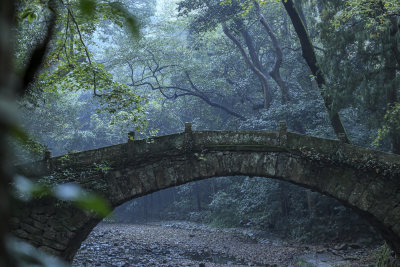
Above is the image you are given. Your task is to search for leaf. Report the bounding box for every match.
[13,175,51,201]
[79,0,97,18]
[27,13,37,23]
[7,236,69,267]
[19,8,37,23]
[109,2,140,38]
[54,183,111,217]
[14,178,111,217]
[13,175,35,197]
[10,125,29,143]
[125,16,140,37]
[74,194,112,217]
[53,183,83,201]
[0,98,19,128]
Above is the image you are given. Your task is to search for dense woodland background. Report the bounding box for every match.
[1,0,400,265]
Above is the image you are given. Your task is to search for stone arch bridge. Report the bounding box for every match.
[11,123,400,261]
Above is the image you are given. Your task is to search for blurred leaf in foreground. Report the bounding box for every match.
[109,2,140,38]
[79,0,97,18]
[13,176,111,217]
[7,236,69,267]
[54,183,112,217]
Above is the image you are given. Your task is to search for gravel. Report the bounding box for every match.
[72,222,377,267]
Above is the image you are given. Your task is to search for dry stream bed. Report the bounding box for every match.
[72,222,378,266]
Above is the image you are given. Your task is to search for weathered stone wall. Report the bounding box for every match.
[11,126,400,261]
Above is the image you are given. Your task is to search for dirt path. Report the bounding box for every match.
[72,222,377,266]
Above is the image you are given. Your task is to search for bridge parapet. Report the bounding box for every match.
[15,143,127,178]
[15,128,400,180]
[127,133,185,159]
[286,132,400,178]
[192,131,280,148]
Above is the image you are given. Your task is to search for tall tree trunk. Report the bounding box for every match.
[254,2,290,103]
[0,0,15,265]
[281,0,351,143]
[294,0,308,30]
[385,17,400,154]
[239,25,273,108]
[222,22,272,109]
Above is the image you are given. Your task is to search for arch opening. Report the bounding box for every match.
[72,176,383,266]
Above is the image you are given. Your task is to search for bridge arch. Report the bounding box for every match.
[12,126,400,261]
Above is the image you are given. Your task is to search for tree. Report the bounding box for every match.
[281,0,351,143]
[178,0,294,109]
[16,0,149,135]
[316,0,400,151]
[102,8,254,122]
[0,0,143,264]
[254,1,290,103]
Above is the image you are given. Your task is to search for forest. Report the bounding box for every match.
[1,0,400,266]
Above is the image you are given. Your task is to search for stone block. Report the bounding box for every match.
[20,222,42,235]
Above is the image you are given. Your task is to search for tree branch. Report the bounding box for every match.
[222,22,272,108]
[254,1,290,103]
[126,57,246,120]
[21,0,57,95]
[67,7,101,96]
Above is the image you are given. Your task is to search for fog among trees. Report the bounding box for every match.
[1,0,400,266]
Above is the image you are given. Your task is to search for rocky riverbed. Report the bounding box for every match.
[72,221,378,266]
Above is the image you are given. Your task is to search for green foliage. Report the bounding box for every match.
[317,0,400,150]
[17,0,48,24]
[374,243,399,267]
[19,8,37,23]
[18,89,148,156]
[220,0,282,16]
[178,0,244,32]
[59,153,71,164]
[93,161,112,173]
[17,138,46,160]
[374,104,400,146]
[294,259,314,267]
[18,0,140,36]
[334,0,400,32]
[6,0,155,265]
[16,0,146,136]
